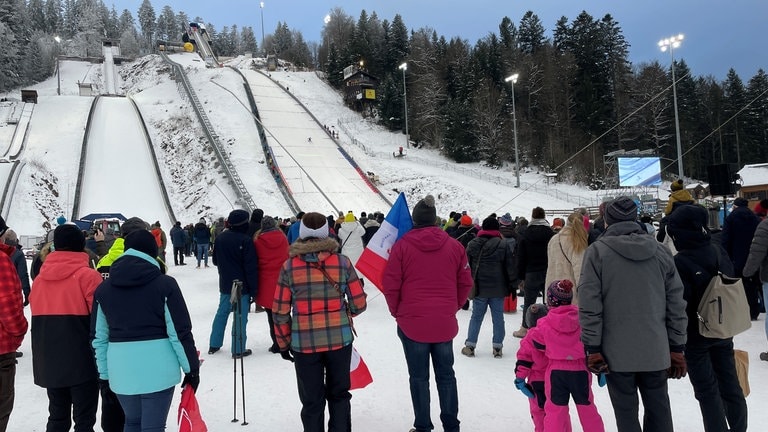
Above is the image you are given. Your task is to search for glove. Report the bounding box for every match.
[514,378,534,399]
[667,352,687,379]
[280,350,295,363]
[98,379,120,405]
[598,373,607,387]
[23,294,29,307]
[587,352,609,375]
[181,372,200,392]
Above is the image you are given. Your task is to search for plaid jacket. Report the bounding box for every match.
[0,243,27,355]
[273,237,367,353]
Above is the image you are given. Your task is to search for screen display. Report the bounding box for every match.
[618,157,661,187]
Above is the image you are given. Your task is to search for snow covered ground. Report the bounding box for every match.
[3,54,768,431]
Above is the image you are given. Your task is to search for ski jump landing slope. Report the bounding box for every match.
[77,97,171,227]
[243,70,390,215]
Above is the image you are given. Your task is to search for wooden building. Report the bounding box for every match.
[343,67,378,116]
[737,163,768,201]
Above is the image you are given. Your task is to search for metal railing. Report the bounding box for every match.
[161,52,256,213]
[227,66,301,215]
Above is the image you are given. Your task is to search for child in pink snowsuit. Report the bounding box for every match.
[516,304,570,432]
[532,279,605,432]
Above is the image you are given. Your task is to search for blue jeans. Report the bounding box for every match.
[117,387,174,432]
[685,337,747,432]
[465,297,505,348]
[397,327,460,432]
[209,293,250,354]
[763,282,768,342]
[196,243,209,266]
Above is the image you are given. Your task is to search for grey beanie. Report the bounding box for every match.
[412,195,437,226]
[604,196,638,226]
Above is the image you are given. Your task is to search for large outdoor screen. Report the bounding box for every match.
[618,157,662,187]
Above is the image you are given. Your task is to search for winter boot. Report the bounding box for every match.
[512,327,528,338]
[493,348,503,359]
[461,345,475,357]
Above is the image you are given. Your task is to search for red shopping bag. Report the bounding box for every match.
[503,293,518,313]
[350,346,373,390]
[178,386,208,432]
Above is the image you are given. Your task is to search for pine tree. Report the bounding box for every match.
[137,0,155,52]
[743,69,768,163]
[240,26,258,56]
[44,0,62,34]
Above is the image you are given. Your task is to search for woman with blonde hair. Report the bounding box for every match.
[545,212,588,303]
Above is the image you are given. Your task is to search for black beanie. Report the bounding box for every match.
[481,215,500,231]
[228,209,250,232]
[412,195,437,226]
[121,217,149,237]
[124,230,159,257]
[604,196,638,226]
[250,208,264,225]
[53,224,86,251]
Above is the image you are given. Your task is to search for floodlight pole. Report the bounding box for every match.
[54,36,61,95]
[260,2,265,58]
[505,73,520,187]
[399,62,409,149]
[659,34,684,179]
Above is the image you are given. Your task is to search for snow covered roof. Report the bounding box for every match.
[737,163,768,187]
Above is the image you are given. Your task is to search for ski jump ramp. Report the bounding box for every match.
[243,70,390,216]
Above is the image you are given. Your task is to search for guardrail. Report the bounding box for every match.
[71,96,100,219]
[226,66,301,215]
[128,97,177,223]
[160,52,256,213]
[257,69,393,208]
[0,160,23,218]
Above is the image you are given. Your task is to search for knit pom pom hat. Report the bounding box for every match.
[412,195,437,227]
[670,179,684,191]
[547,279,574,307]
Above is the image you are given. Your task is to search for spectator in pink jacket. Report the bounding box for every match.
[531,279,605,432]
[515,304,559,432]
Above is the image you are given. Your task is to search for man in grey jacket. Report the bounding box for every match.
[578,196,687,432]
[743,217,768,361]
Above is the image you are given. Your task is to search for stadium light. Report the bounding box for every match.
[658,34,684,179]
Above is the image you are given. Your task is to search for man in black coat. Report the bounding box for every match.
[722,197,762,319]
[208,209,259,358]
[513,207,554,338]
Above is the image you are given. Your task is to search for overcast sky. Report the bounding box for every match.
[113,0,766,80]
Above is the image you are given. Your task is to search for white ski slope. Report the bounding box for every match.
[78,96,171,228]
[242,69,390,216]
[102,46,120,96]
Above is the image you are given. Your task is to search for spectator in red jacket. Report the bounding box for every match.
[382,195,473,432]
[0,217,28,431]
[30,224,103,432]
[253,216,290,359]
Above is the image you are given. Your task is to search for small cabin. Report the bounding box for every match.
[343,69,378,116]
[20,89,38,104]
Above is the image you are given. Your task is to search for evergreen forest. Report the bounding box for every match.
[2,0,766,185]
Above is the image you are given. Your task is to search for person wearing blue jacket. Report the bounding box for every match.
[193,218,211,268]
[92,230,200,432]
[208,209,259,358]
[169,221,188,266]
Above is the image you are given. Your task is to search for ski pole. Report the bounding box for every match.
[230,279,241,423]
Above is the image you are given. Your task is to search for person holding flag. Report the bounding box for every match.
[381,194,473,432]
[355,193,413,289]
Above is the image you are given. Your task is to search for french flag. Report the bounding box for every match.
[349,346,373,390]
[355,192,412,289]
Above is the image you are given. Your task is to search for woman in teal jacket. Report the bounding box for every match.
[92,230,199,432]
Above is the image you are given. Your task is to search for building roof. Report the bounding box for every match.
[737,163,768,187]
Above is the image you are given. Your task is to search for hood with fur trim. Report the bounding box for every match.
[288,237,340,258]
